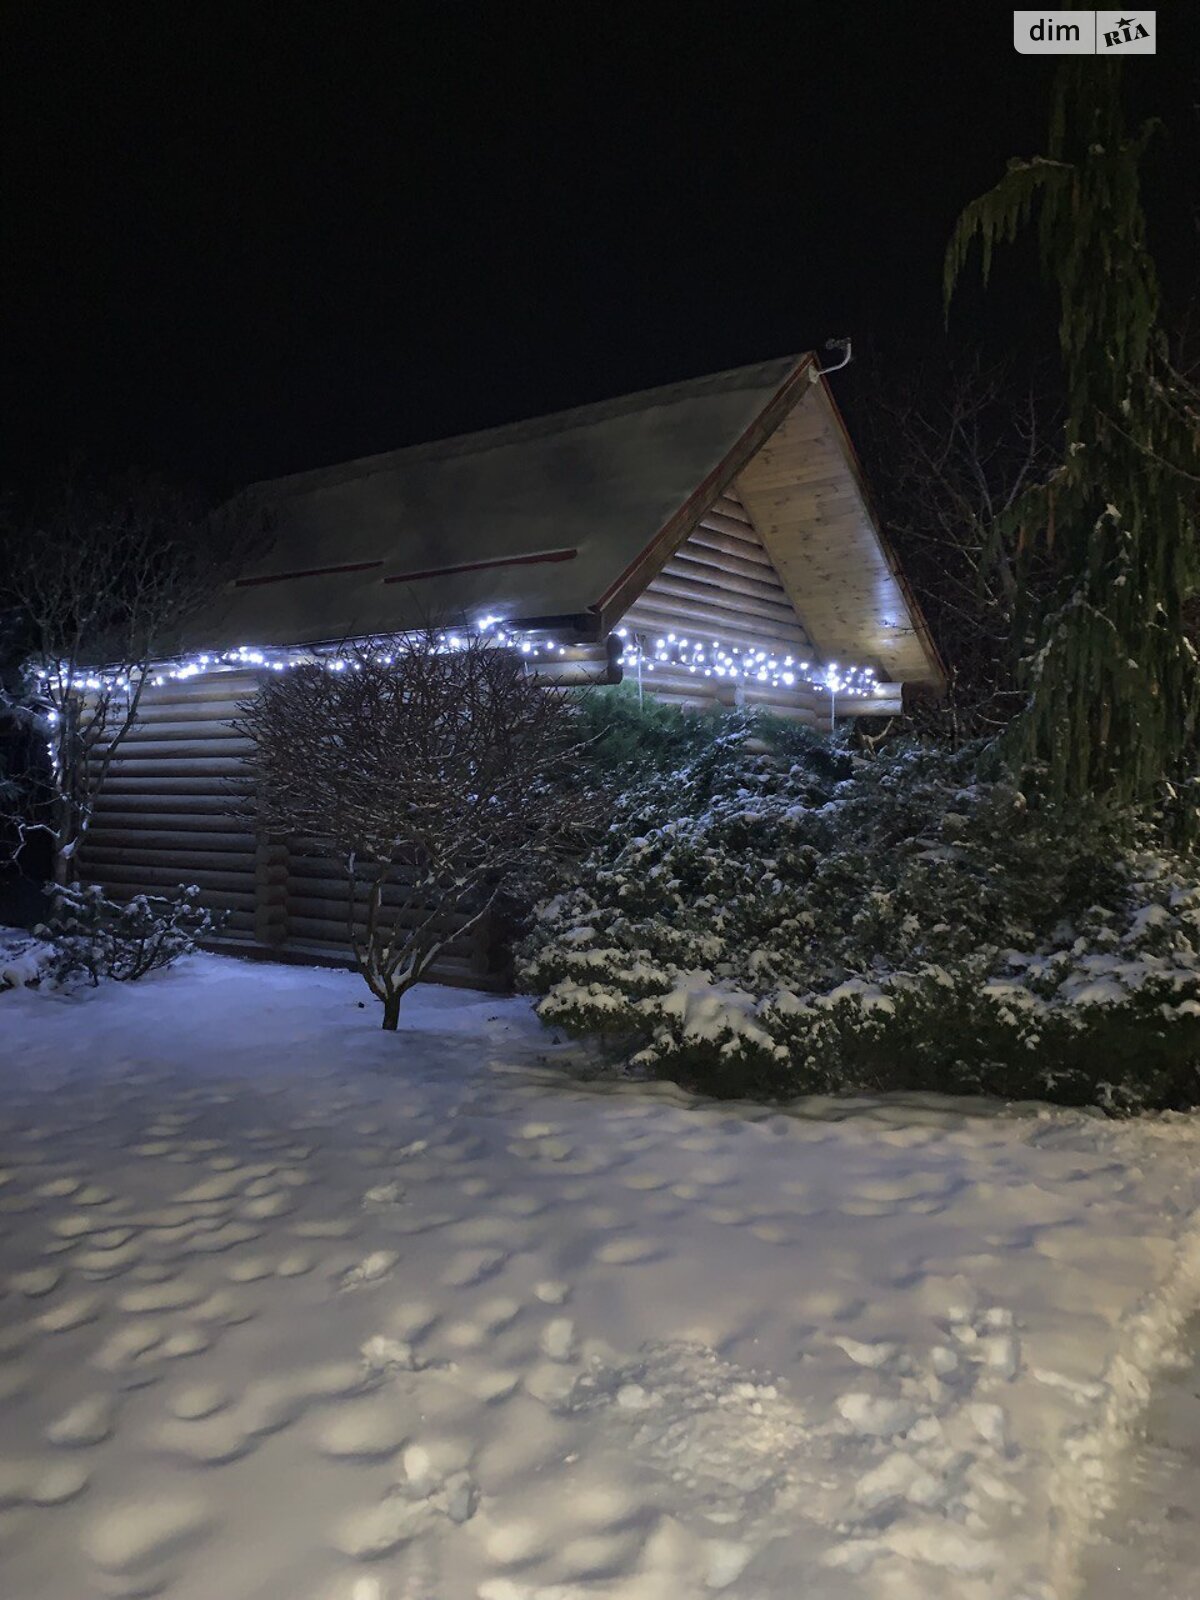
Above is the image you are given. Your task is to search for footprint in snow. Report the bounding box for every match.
[117,1278,207,1314]
[440,1249,507,1288]
[0,1453,90,1508]
[591,1237,664,1266]
[153,1360,369,1466]
[317,1400,409,1461]
[46,1393,118,1447]
[83,1496,213,1592]
[340,1251,399,1291]
[534,1281,571,1305]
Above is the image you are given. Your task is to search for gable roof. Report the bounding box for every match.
[193,355,943,685]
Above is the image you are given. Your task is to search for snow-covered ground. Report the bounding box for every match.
[1,954,1199,1600]
[1079,1316,1200,1599]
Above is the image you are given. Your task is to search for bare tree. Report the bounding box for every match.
[856,355,1063,742]
[237,632,595,1029]
[0,471,268,883]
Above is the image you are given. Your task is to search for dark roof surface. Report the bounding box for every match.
[196,355,804,648]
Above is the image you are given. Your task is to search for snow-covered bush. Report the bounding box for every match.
[239,633,595,1030]
[571,682,741,782]
[36,883,217,987]
[518,716,1200,1110]
[0,927,54,990]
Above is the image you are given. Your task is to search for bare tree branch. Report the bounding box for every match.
[854,354,1063,742]
[0,470,269,882]
[236,631,600,1028]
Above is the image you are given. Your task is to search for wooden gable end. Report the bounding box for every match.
[599,372,941,708]
[736,383,943,687]
[616,487,824,722]
[621,487,812,660]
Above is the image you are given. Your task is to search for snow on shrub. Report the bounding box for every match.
[0,928,55,990]
[518,718,1200,1110]
[35,882,219,987]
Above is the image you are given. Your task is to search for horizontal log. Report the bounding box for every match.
[698,509,762,541]
[127,701,249,727]
[638,655,820,694]
[286,902,480,934]
[284,862,442,900]
[683,526,775,573]
[100,779,249,800]
[738,687,821,721]
[626,597,808,648]
[88,878,257,912]
[666,547,791,601]
[255,937,505,990]
[83,856,255,890]
[835,688,903,718]
[711,493,753,525]
[94,756,249,779]
[92,737,256,763]
[281,879,492,932]
[205,933,356,967]
[84,827,258,854]
[113,720,246,743]
[125,694,254,722]
[527,661,620,688]
[282,878,465,914]
[517,642,612,664]
[82,838,259,876]
[137,670,265,704]
[285,912,480,952]
[661,557,790,611]
[89,806,253,832]
[623,600,810,659]
[642,570,802,629]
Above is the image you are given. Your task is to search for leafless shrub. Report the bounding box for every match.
[0,471,268,882]
[852,355,1063,743]
[237,632,597,1029]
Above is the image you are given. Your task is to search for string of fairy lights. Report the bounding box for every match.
[32,615,890,713]
[611,626,883,700]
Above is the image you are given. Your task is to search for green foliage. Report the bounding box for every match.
[945,63,1200,827]
[519,726,1200,1111]
[572,684,738,779]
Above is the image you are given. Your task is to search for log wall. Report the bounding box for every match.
[620,488,824,724]
[79,668,510,990]
[78,553,888,986]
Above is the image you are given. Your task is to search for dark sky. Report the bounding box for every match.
[4,2,1198,498]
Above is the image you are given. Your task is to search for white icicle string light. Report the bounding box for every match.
[38,614,887,705]
[610,627,885,699]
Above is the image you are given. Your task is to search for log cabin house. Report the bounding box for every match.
[82,354,943,986]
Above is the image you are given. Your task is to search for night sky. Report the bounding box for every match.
[4,2,1198,500]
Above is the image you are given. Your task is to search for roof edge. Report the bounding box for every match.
[809,373,948,689]
[593,353,816,631]
[245,354,806,503]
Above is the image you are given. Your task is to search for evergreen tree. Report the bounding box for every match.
[945,62,1200,826]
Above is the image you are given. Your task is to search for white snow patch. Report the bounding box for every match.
[0,953,1196,1600]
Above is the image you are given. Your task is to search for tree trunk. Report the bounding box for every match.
[53,819,77,885]
[381,992,401,1031]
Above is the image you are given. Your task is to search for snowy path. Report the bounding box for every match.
[1,955,1199,1600]
[1079,1316,1200,1599]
